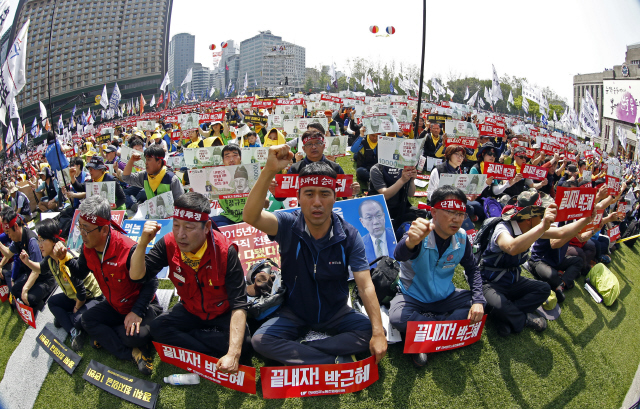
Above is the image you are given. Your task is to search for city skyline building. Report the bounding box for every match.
[168,32,194,92]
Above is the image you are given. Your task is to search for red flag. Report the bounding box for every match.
[140,94,145,115]
[158,93,164,106]
[166,92,171,109]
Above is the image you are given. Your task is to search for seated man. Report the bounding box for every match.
[389,185,485,367]
[122,144,184,203]
[478,190,555,337]
[130,192,250,372]
[351,132,379,187]
[8,184,32,222]
[243,146,387,365]
[61,196,161,375]
[1,209,55,310]
[64,156,127,210]
[30,168,60,213]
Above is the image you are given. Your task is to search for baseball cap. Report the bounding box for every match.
[86,156,107,170]
[104,145,117,153]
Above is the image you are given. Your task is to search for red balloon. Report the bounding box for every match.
[221,42,228,49]
[369,25,379,34]
[209,44,216,50]
[386,26,395,35]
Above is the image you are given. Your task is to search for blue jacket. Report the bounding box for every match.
[362,228,396,266]
[398,229,467,304]
[45,140,69,172]
[273,210,362,324]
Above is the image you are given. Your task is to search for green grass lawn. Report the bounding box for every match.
[7,155,639,408]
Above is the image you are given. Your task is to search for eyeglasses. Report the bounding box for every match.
[441,209,467,220]
[304,142,324,148]
[79,224,102,235]
[363,214,384,223]
[452,152,465,159]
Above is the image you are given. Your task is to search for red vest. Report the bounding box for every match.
[83,229,142,315]
[165,229,234,320]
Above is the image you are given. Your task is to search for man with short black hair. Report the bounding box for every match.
[130,192,250,372]
[244,145,387,365]
[122,144,184,202]
[389,185,485,367]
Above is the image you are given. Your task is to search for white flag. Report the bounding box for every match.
[9,97,19,119]
[243,72,248,91]
[491,64,503,101]
[464,86,469,100]
[522,97,529,113]
[39,100,47,121]
[0,20,29,125]
[478,97,485,108]
[553,110,558,122]
[100,84,109,109]
[508,90,514,105]
[209,86,215,97]
[618,127,627,150]
[0,0,11,36]
[181,68,192,86]
[484,87,491,105]
[467,90,478,106]
[446,88,454,99]
[160,72,171,92]
[5,121,13,146]
[150,95,156,107]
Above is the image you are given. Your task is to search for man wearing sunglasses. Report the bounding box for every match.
[388,185,486,367]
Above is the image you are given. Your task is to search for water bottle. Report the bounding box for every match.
[163,374,200,385]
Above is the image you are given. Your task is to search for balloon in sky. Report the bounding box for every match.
[369,25,379,34]
[221,42,228,49]
[386,26,395,35]
[209,44,216,50]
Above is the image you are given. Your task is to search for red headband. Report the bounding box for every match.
[173,207,209,222]
[79,213,126,234]
[5,215,18,229]
[299,175,337,190]
[302,133,325,145]
[418,199,467,212]
[54,229,66,243]
[501,205,524,215]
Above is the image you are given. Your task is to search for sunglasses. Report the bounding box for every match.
[484,151,496,157]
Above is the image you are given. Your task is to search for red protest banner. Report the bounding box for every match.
[618,202,628,214]
[252,100,274,109]
[0,284,8,302]
[540,143,563,156]
[484,163,517,181]
[466,229,477,244]
[520,164,548,181]
[580,209,604,233]
[609,225,621,242]
[403,316,487,354]
[275,175,353,198]
[260,356,378,399]
[276,98,304,106]
[199,112,226,124]
[444,137,478,150]
[523,147,536,159]
[584,150,594,159]
[16,300,36,328]
[566,152,577,162]
[320,94,343,104]
[606,175,621,196]
[219,223,280,276]
[153,342,256,394]
[554,186,597,222]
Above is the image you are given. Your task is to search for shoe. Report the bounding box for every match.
[132,347,153,376]
[496,321,512,337]
[53,317,62,329]
[130,203,139,213]
[70,328,84,352]
[525,313,547,332]
[335,354,357,364]
[92,340,102,349]
[598,255,611,264]
[412,353,428,367]
[555,285,566,303]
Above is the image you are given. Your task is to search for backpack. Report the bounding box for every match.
[245,259,287,321]
[482,197,503,218]
[586,263,620,306]
[354,256,400,308]
[620,219,640,247]
[472,217,504,263]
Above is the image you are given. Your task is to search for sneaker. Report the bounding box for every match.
[70,328,84,351]
[53,317,62,329]
[496,321,511,337]
[412,353,428,367]
[130,203,139,213]
[554,285,566,303]
[132,347,153,376]
[525,313,547,332]
[598,255,612,264]
[335,354,357,364]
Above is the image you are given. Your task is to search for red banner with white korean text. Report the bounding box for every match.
[153,342,256,394]
[606,175,620,196]
[554,186,597,222]
[540,143,563,156]
[16,300,36,328]
[609,225,621,242]
[274,174,353,198]
[320,94,343,104]
[403,316,487,354]
[252,100,274,109]
[580,209,604,234]
[0,284,8,302]
[523,147,536,159]
[199,112,226,124]
[520,164,548,181]
[444,137,478,150]
[260,356,378,399]
[218,223,280,276]
[276,98,304,106]
[484,163,517,181]
[566,152,577,162]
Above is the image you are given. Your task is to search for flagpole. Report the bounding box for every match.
[413,0,426,137]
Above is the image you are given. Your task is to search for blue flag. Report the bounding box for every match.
[31,117,37,136]
[229,83,235,94]
[541,115,548,126]
[71,104,77,118]
[390,81,395,93]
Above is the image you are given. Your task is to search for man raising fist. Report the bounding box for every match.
[389,185,486,368]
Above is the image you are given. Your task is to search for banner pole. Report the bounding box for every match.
[413,0,426,137]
